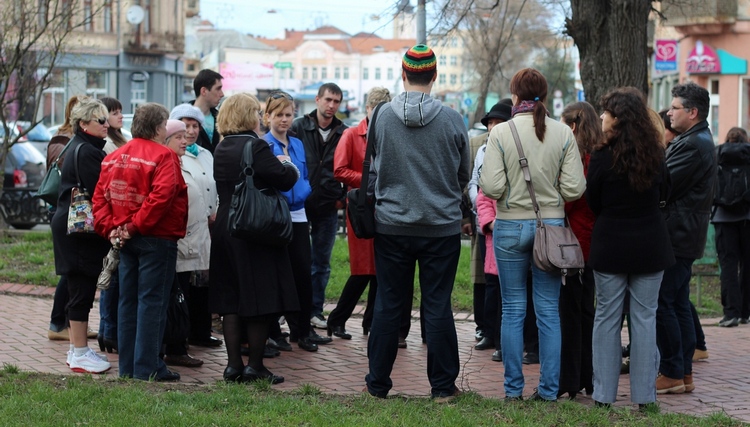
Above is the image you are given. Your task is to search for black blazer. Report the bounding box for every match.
[586,145,675,274]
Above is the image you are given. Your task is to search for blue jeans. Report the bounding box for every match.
[117,235,177,380]
[366,233,460,398]
[98,269,119,341]
[592,270,662,404]
[656,257,695,379]
[310,210,339,318]
[494,218,563,400]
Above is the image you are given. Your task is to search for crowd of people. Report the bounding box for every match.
[43,43,743,406]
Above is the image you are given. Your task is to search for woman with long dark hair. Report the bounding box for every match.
[479,68,586,401]
[587,87,674,407]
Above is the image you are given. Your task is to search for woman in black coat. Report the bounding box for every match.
[51,96,112,374]
[587,87,675,407]
[209,93,300,384]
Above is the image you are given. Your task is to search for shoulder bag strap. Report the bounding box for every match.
[358,102,386,204]
[240,137,257,190]
[73,143,85,191]
[53,138,75,167]
[508,120,543,225]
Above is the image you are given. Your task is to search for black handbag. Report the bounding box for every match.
[164,284,190,345]
[346,102,385,239]
[227,137,293,247]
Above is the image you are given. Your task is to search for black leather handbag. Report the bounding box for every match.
[227,137,293,247]
[346,102,385,239]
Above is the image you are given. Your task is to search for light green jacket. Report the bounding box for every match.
[479,113,585,220]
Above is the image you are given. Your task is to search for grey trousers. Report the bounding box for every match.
[592,271,662,404]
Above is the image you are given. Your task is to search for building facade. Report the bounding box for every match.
[654,0,750,143]
[39,0,187,125]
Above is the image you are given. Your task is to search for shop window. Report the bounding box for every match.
[343,67,349,79]
[321,67,327,79]
[86,70,107,99]
[363,68,369,80]
[131,81,147,112]
[302,67,308,80]
[335,67,340,79]
[375,67,381,80]
[387,68,393,80]
[41,69,65,126]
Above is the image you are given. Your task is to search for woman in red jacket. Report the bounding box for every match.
[93,103,188,382]
[327,87,410,343]
[558,101,600,399]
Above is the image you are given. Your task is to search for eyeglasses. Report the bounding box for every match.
[270,92,293,101]
[668,105,693,112]
[93,117,107,125]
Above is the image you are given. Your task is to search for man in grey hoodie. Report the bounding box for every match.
[363,44,470,401]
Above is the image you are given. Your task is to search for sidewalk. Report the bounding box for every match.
[1,284,748,423]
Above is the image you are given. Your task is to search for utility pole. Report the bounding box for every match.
[417,0,426,44]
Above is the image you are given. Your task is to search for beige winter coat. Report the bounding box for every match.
[479,112,585,220]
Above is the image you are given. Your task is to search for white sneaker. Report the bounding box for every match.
[67,350,107,365]
[310,315,327,329]
[70,349,111,374]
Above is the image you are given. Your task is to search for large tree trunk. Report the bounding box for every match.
[566,0,652,107]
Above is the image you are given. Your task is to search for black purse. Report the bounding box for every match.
[346,102,385,239]
[164,284,190,345]
[227,137,293,247]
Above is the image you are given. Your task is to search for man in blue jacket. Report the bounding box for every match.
[657,82,716,395]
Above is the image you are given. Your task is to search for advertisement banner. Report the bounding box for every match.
[655,39,678,71]
[219,62,274,92]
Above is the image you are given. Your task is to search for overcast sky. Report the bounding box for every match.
[199,0,407,38]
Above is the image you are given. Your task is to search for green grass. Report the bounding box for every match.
[0,370,741,427]
[0,230,720,317]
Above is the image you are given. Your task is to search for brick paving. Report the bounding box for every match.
[1,286,749,423]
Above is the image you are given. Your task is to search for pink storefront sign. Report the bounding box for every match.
[219,63,274,92]
[655,39,678,71]
[686,40,721,74]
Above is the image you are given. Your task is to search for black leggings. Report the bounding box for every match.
[66,273,97,322]
[285,222,313,338]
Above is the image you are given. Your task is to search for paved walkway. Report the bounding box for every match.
[1,283,749,423]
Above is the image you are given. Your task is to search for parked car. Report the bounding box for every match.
[1,141,48,229]
[14,121,52,158]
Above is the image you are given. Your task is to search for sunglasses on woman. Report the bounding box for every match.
[93,117,107,125]
[270,92,293,101]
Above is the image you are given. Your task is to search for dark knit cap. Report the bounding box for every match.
[402,44,437,74]
[481,99,513,126]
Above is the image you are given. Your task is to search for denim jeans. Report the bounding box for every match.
[493,218,563,400]
[98,269,119,341]
[309,210,339,317]
[592,270,662,404]
[656,257,695,379]
[117,235,177,380]
[366,233,460,398]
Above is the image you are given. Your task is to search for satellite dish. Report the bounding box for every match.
[126,5,145,25]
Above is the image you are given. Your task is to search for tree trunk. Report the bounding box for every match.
[567,0,652,107]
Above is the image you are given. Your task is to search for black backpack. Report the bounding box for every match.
[714,142,750,214]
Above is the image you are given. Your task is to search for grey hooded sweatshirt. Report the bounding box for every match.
[369,91,470,237]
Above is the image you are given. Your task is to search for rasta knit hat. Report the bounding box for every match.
[402,44,437,74]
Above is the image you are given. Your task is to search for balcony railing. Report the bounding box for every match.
[123,31,185,55]
[661,0,738,27]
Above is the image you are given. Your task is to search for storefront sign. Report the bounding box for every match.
[127,54,160,68]
[130,71,150,82]
[219,63,274,92]
[655,40,678,71]
[686,40,721,74]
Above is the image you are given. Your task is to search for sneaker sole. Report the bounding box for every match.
[684,384,695,393]
[656,385,685,394]
[70,366,111,374]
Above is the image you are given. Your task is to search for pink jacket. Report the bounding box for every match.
[476,189,498,276]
